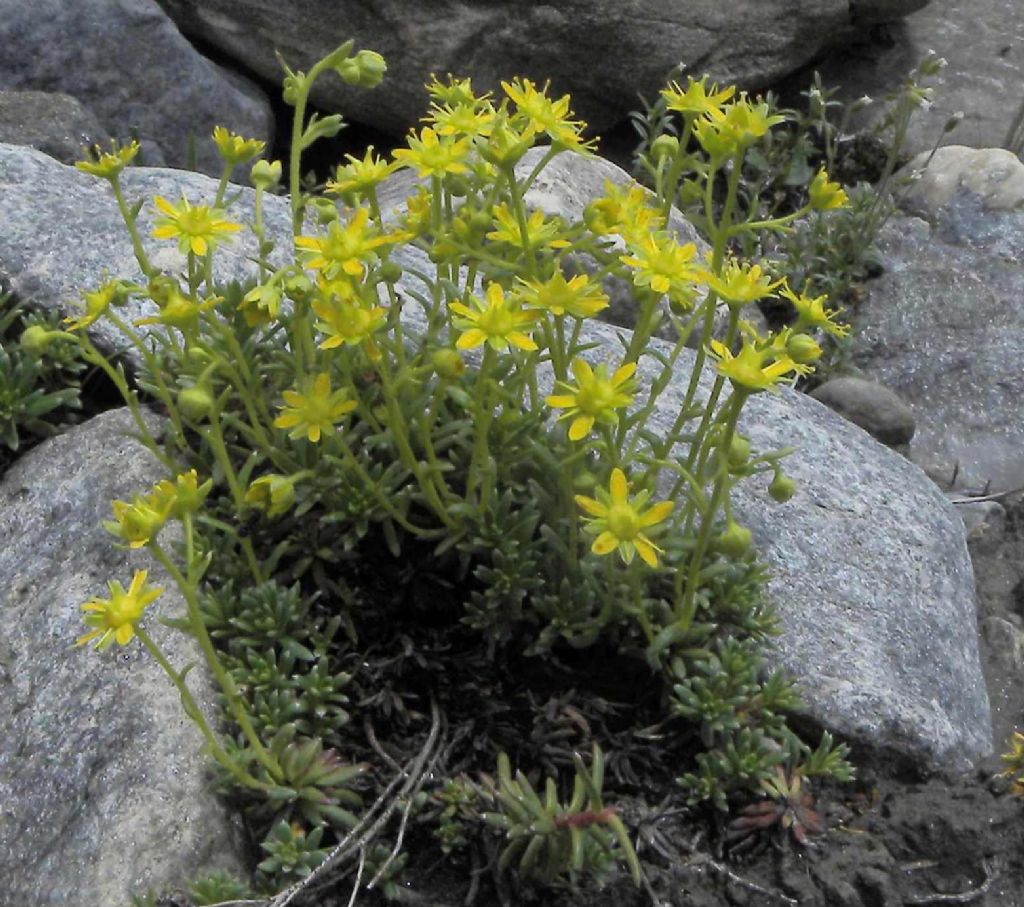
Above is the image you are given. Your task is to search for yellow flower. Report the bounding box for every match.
[426,74,484,109]
[486,203,568,250]
[426,101,496,139]
[77,570,163,650]
[295,208,406,279]
[134,280,217,330]
[1001,731,1024,795]
[583,180,664,239]
[402,187,433,237]
[701,258,782,309]
[152,195,241,256]
[312,293,387,351]
[808,168,848,211]
[516,271,609,319]
[393,126,471,178]
[245,474,299,518]
[694,97,785,158]
[575,468,674,567]
[708,337,805,393]
[546,358,636,441]
[212,126,265,166]
[620,233,699,297]
[501,78,590,150]
[449,283,538,352]
[150,469,213,519]
[476,115,535,167]
[64,280,126,331]
[103,493,172,549]
[240,281,284,327]
[274,372,358,443]
[325,146,402,199]
[661,76,736,117]
[779,284,850,338]
[74,140,140,179]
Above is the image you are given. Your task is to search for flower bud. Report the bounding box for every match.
[245,474,298,518]
[572,470,597,493]
[20,325,56,355]
[768,470,797,503]
[378,261,403,284]
[726,434,751,467]
[177,386,214,422]
[717,521,752,557]
[786,333,822,365]
[650,134,680,162]
[338,50,387,89]
[312,198,339,225]
[431,348,465,381]
[251,159,282,189]
[445,174,470,197]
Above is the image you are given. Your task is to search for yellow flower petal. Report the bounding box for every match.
[568,415,593,441]
[456,328,486,349]
[609,468,628,502]
[574,495,607,518]
[634,537,659,567]
[640,500,674,527]
[592,531,619,555]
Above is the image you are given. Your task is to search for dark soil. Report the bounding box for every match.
[240,494,1024,907]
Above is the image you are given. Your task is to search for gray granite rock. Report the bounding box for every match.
[852,150,1024,493]
[810,375,916,446]
[155,0,927,137]
[0,91,110,165]
[0,408,247,907]
[0,141,991,773]
[902,145,1024,215]
[0,0,274,174]
[798,0,1023,157]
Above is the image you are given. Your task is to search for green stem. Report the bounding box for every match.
[135,626,267,791]
[150,540,281,780]
[109,177,157,279]
[674,392,745,625]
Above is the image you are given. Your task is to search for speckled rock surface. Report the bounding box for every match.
[0,141,991,774]
[0,91,110,164]
[0,0,273,174]
[793,0,1023,157]
[0,409,247,907]
[852,149,1024,493]
[154,0,927,136]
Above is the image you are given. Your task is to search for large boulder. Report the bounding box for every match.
[154,0,927,137]
[0,0,274,175]
[0,141,991,773]
[0,408,247,906]
[0,91,111,165]
[852,146,1024,493]
[792,0,1023,157]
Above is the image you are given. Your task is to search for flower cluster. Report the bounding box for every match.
[69,42,856,892]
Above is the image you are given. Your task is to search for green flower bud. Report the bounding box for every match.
[717,521,752,557]
[650,134,680,162]
[786,332,823,365]
[311,197,339,225]
[378,261,403,284]
[251,158,282,189]
[283,270,313,302]
[431,348,465,380]
[445,174,470,197]
[177,386,215,421]
[572,470,597,493]
[726,434,751,467]
[338,50,387,89]
[768,470,797,503]
[20,325,56,355]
